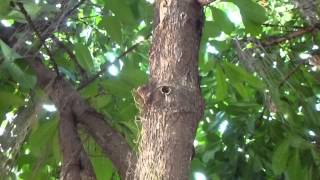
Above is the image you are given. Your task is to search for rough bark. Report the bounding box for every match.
[26,58,136,179]
[59,106,96,180]
[133,0,205,179]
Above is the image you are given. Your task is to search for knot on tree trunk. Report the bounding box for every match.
[135,82,204,117]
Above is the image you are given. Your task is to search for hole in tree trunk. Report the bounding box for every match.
[160,86,171,95]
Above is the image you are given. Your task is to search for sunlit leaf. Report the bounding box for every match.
[74,43,95,73]
[215,65,227,101]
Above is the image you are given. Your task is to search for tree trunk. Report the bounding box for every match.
[133,0,205,179]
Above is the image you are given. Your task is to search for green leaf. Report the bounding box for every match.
[272,139,290,175]
[0,40,36,89]
[104,0,136,26]
[28,118,58,157]
[209,40,231,53]
[210,7,234,34]
[203,21,221,39]
[229,0,267,35]
[287,150,307,180]
[0,40,20,61]
[223,62,265,90]
[215,65,227,101]
[0,0,11,16]
[74,43,95,72]
[91,156,114,180]
[120,61,147,87]
[0,90,24,110]
[54,50,76,72]
[233,82,249,99]
[91,95,112,109]
[2,61,37,89]
[100,15,123,44]
[52,131,61,163]
[101,79,132,97]
[80,80,100,98]
[5,2,42,23]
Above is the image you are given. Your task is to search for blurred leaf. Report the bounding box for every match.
[287,150,308,180]
[210,7,234,34]
[91,156,114,180]
[229,0,267,35]
[0,90,24,109]
[0,40,36,89]
[272,139,289,175]
[0,40,20,61]
[120,61,147,87]
[223,62,265,90]
[100,15,123,44]
[0,0,11,16]
[2,61,36,89]
[28,118,58,157]
[215,65,227,101]
[91,95,112,109]
[104,0,136,26]
[74,43,95,72]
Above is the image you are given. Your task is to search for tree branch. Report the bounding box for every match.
[59,106,96,180]
[51,35,88,81]
[25,57,136,179]
[279,59,308,88]
[261,25,318,47]
[16,2,60,76]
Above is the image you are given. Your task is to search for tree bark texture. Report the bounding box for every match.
[26,58,136,179]
[59,106,96,180]
[133,0,205,179]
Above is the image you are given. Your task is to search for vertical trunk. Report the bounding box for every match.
[133,0,204,179]
[59,106,96,180]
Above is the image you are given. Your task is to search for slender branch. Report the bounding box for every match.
[16,2,60,76]
[39,0,87,45]
[262,25,318,47]
[262,23,304,29]
[63,0,86,20]
[78,36,150,90]
[77,18,102,33]
[279,59,308,88]
[51,35,88,81]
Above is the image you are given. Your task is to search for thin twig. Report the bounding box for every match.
[16,2,60,76]
[40,0,87,44]
[63,0,86,19]
[279,60,308,88]
[262,25,318,47]
[77,19,102,33]
[262,23,304,29]
[51,35,88,81]
[77,35,150,90]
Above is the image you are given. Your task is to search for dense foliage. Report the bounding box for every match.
[0,0,320,179]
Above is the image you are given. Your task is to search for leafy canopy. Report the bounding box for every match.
[0,0,320,179]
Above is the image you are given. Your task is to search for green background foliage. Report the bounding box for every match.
[0,0,320,179]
